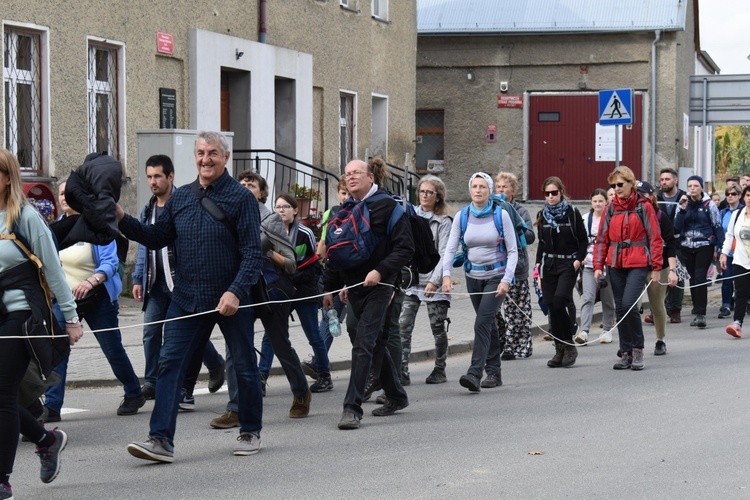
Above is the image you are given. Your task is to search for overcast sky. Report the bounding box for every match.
[699,0,750,74]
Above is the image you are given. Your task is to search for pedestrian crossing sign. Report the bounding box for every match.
[599,88,633,125]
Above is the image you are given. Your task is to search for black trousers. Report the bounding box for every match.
[682,246,714,315]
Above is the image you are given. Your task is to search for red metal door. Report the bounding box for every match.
[528,94,642,200]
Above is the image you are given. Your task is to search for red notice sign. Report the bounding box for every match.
[157,32,174,55]
[498,95,523,108]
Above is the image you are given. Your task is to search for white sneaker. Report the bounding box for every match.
[600,329,613,343]
[574,331,588,344]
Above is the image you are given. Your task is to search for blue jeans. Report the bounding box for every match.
[150,300,261,445]
[45,299,142,413]
[319,294,346,350]
[609,267,649,351]
[142,282,171,387]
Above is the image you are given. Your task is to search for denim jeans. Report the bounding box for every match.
[609,266,649,351]
[150,300,261,445]
[230,288,308,411]
[344,284,407,418]
[142,281,171,387]
[45,299,141,413]
[181,337,225,395]
[466,275,504,378]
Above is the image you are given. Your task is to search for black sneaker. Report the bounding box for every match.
[718,307,731,319]
[480,373,502,388]
[654,340,667,356]
[372,398,409,417]
[118,394,147,416]
[425,368,447,384]
[400,372,411,386]
[178,389,195,412]
[37,428,67,483]
[362,378,382,402]
[459,374,481,392]
[141,384,156,401]
[301,359,319,380]
[310,373,333,393]
[45,406,61,423]
[696,314,707,328]
[501,351,516,361]
[208,361,225,393]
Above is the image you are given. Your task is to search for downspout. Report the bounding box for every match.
[650,29,661,185]
[259,0,267,43]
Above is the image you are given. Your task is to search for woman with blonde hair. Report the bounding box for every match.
[0,149,84,497]
[593,167,663,370]
[399,174,453,384]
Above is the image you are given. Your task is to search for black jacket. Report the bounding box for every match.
[535,205,588,269]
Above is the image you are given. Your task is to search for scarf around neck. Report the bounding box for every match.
[543,199,570,228]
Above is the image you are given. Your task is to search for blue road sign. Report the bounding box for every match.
[599,88,633,125]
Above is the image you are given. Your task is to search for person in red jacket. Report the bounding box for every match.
[594,166,663,371]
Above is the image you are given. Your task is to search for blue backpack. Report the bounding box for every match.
[325,193,404,270]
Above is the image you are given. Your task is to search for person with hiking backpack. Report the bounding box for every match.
[717,183,743,320]
[720,184,750,338]
[674,175,724,329]
[442,172,518,392]
[398,174,453,385]
[593,167,663,371]
[494,172,535,359]
[535,176,588,368]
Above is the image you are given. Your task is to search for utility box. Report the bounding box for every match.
[136,130,234,211]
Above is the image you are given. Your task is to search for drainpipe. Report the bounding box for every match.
[259,0,267,43]
[650,29,661,185]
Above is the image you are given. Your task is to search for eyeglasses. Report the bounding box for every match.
[344,170,368,179]
[544,190,560,197]
[609,182,626,189]
[419,189,436,197]
[274,205,293,210]
[726,192,739,197]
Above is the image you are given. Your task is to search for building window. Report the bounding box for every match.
[415,110,444,173]
[339,91,356,170]
[371,94,388,158]
[87,42,119,158]
[372,0,388,21]
[3,27,42,174]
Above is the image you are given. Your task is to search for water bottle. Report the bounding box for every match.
[328,308,341,337]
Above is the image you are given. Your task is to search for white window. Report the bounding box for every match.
[87,41,122,158]
[3,26,43,173]
[339,91,357,170]
[372,0,388,20]
[340,0,350,6]
[371,94,388,158]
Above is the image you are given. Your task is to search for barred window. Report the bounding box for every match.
[87,43,119,158]
[3,28,42,174]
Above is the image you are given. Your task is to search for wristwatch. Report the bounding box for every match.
[65,316,80,324]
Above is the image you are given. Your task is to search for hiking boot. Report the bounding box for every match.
[689,316,698,327]
[310,373,333,393]
[654,340,667,356]
[600,330,613,343]
[375,393,386,404]
[127,436,174,463]
[480,373,502,388]
[372,398,409,416]
[425,368,447,384]
[669,310,681,323]
[289,390,311,418]
[726,321,743,338]
[208,361,225,393]
[117,394,146,416]
[718,307,731,319]
[644,314,654,324]
[561,344,578,367]
[574,331,588,345]
[459,374,481,392]
[301,359,319,380]
[0,482,11,500]
[501,351,516,361]
[547,342,564,368]
[233,432,262,456]
[631,348,645,370]
[178,389,195,412]
[37,428,67,483]
[338,411,361,430]
[45,406,61,423]
[695,314,707,328]
[400,372,411,386]
[210,410,240,429]
[362,378,382,402]
[613,351,633,370]
[141,384,156,401]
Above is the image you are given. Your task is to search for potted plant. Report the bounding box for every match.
[290,183,322,217]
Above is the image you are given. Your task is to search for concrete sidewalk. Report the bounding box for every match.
[65,270,619,388]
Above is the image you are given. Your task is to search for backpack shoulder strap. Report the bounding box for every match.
[493,205,505,252]
[189,180,238,241]
[586,211,593,237]
[0,223,43,269]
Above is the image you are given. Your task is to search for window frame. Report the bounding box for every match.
[372,0,389,21]
[86,36,126,162]
[339,90,357,171]
[2,21,50,176]
[371,92,388,159]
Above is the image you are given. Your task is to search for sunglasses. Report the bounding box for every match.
[726,191,739,196]
[609,182,626,189]
[544,190,560,197]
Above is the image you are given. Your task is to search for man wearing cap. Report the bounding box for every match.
[674,175,724,328]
